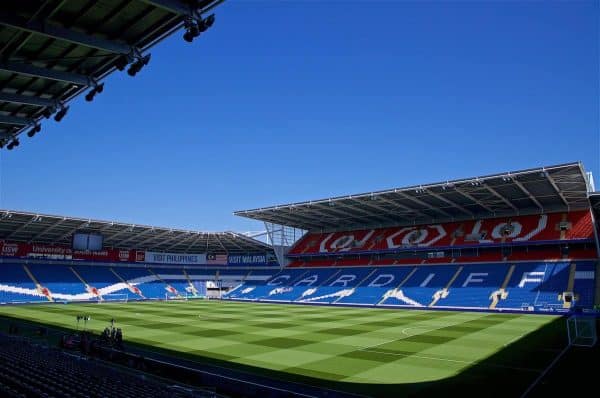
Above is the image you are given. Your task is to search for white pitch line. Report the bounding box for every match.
[362,349,472,364]
[359,321,469,351]
[504,334,524,347]
[401,326,432,336]
[359,338,400,350]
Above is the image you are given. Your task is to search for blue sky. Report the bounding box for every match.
[0,0,598,233]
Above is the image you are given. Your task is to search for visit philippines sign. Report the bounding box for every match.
[143,251,206,265]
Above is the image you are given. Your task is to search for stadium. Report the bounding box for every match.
[0,162,598,397]
[0,1,598,398]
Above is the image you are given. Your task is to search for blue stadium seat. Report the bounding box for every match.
[28,264,86,298]
[0,264,47,303]
[496,262,571,310]
[337,267,414,305]
[434,264,510,308]
[225,268,310,300]
[0,260,594,312]
[572,261,596,308]
[112,268,167,299]
[293,267,372,303]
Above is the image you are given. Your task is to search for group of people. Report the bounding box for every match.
[101,323,124,350]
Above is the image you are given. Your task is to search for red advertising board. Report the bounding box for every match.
[0,241,137,262]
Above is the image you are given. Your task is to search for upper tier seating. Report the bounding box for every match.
[288,211,594,256]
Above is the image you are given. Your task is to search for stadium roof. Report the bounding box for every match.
[0,209,272,254]
[1,0,222,147]
[235,162,593,232]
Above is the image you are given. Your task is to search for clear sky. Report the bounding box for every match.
[0,0,598,233]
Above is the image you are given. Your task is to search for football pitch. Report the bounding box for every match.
[0,300,566,396]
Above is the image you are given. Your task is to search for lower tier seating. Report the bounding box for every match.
[224,260,597,312]
[0,264,268,304]
[1,260,596,312]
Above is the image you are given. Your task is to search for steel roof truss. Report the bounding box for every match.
[481,183,519,212]
[0,61,92,86]
[51,220,91,244]
[0,13,134,54]
[163,232,196,251]
[102,225,137,243]
[0,114,34,126]
[0,92,58,108]
[372,195,431,220]
[28,217,68,241]
[118,228,163,247]
[4,214,42,239]
[451,185,497,213]
[424,190,474,217]
[512,179,544,210]
[395,191,454,219]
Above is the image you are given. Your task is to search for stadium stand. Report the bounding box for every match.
[287,211,594,257]
[230,163,599,313]
[27,264,85,297]
[0,334,210,398]
[150,268,193,298]
[434,263,510,308]
[0,264,47,303]
[0,163,597,315]
[0,263,278,303]
[225,261,595,312]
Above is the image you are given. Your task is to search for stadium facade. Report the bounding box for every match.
[0,162,598,313]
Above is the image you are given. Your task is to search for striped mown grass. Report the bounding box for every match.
[0,300,566,396]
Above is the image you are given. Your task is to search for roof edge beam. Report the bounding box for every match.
[0,13,133,54]
[0,61,92,86]
[141,0,215,15]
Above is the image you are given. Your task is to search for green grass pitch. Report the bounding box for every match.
[0,300,566,396]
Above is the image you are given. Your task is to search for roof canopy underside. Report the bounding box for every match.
[0,210,272,254]
[236,163,592,232]
[0,0,222,142]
